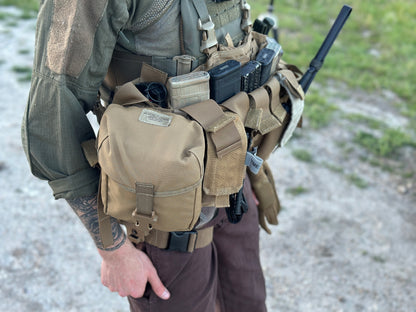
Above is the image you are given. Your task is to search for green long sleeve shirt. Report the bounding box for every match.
[21,0,182,199]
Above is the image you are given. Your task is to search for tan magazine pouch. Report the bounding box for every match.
[181,100,247,208]
[97,82,205,244]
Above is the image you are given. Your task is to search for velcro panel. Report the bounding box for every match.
[46,0,107,77]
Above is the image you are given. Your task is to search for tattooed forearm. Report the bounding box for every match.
[66,194,126,251]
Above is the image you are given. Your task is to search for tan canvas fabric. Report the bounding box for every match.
[181,100,248,208]
[97,91,205,236]
[203,111,247,202]
[198,31,268,71]
[248,161,280,234]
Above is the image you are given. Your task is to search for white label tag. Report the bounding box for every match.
[139,109,172,127]
[245,151,264,175]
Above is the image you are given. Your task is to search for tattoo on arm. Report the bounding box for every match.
[66,194,126,251]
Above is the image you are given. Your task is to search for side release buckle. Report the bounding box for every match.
[198,16,218,52]
[167,230,198,253]
[241,0,252,32]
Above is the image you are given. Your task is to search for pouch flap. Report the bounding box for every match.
[98,104,205,192]
[140,62,168,84]
[181,100,242,158]
[277,69,305,100]
[263,76,287,123]
[246,87,282,134]
[112,82,149,106]
[221,92,250,124]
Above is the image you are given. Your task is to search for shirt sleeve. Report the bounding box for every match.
[21,0,131,199]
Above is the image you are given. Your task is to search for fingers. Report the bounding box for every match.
[259,212,272,234]
[147,267,170,300]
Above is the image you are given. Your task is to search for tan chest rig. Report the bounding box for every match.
[85,0,305,252]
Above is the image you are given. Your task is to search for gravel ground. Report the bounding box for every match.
[1,8,415,312]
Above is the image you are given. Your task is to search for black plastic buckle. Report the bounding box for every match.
[167,231,197,253]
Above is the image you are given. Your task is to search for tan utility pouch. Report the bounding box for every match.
[181,99,248,208]
[97,82,205,242]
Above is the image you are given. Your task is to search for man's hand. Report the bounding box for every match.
[98,239,170,300]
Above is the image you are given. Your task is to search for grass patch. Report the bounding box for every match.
[251,0,416,127]
[345,113,385,130]
[292,149,313,163]
[18,49,31,55]
[12,65,32,74]
[371,255,386,264]
[354,128,414,157]
[0,11,13,20]
[0,0,38,11]
[18,73,32,82]
[287,186,309,196]
[322,162,344,174]
[346,173,368,189]
[303,89,338,129]
[12,65,32,82]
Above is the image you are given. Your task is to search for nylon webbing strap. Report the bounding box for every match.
[263,76,287,123]
[221,91,250,123]
[135,182,154,217]
[143,226,214,252]
[97,177,114,248]
[192,0,211,23]
[181,100,242,158]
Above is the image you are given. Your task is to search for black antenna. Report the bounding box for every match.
[299,5,353,93]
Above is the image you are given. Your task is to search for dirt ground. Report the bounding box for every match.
[1,8,415,312]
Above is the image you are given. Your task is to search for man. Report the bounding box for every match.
[22,1,279,311]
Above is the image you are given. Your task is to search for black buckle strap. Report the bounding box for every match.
[167,231,198,253]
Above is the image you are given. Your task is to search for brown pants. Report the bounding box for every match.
[128,180,267,312]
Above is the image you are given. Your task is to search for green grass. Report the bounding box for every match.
[344,113,385,130]
[354,128,414,157]
[292,149,313,163]
[287,186,309,196]
[0,0,38,12]
[303,89,337,129]
[251,1,416,120]
[12,65,32,74]
[346,173,369,189]
[12,65,32,82]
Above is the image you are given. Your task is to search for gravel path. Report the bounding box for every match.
[1,8,415,312]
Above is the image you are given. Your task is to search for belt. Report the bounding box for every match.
[124,223,214,253]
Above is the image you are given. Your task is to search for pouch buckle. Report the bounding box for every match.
[131,210,158,241]
[173,55,197,76]
[167,230,198,253]
[241,0,252,32]
[198,16,218,52]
